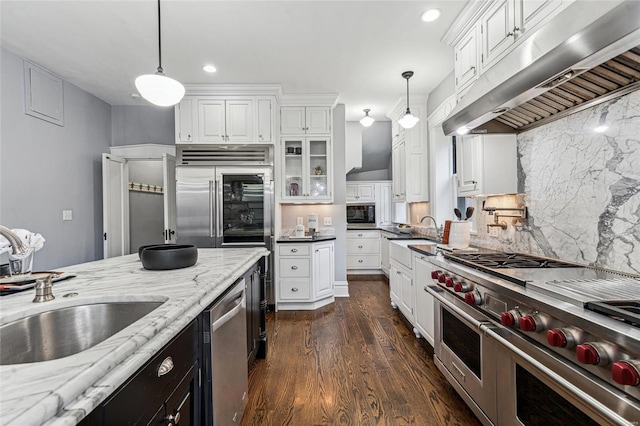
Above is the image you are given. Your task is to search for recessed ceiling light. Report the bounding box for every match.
[203,65,217,73]
[421,9,441,22]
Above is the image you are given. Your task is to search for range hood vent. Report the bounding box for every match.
[178,145,272,166]
[443,1,640,136]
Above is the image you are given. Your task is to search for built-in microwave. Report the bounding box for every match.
[346,204,375,224]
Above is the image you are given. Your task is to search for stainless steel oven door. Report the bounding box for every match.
[427,285,497,426]
[484,327,640,426]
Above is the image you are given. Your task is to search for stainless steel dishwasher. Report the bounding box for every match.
[202,278,248,425]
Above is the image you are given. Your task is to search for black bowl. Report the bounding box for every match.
[138,244,168,259]
[140,245,198,270]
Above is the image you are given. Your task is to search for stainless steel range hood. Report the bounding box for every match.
[442,1,640,136]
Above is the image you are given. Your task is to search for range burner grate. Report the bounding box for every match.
[445,252,582,269]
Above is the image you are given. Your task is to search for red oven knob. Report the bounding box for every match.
[431,270,439,280]
[453,281,471,292]
[464,292,482,305]
[501,312,517,327]
[438,273,447,283]
[547,329,568,347]
[611,361,640,386]
[519,316,541,332]
[576,343,609,366]
[445,277,454,287]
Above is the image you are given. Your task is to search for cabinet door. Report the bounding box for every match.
[257,99,272,143]
[345,183,358,202]
[517,0,562,35]
[314,243,334,299]
[198,100,226,142]
[306,107,331,134]
[380,232,391,274]
[413,254,435,345]
[399,267,414,322]
[457,135,482,194]
[481,0,516,72]
[280,106,305,134]
[389,264,400,307]
[357,183,375,202]
[307,137,331,201]
[392,142,406,201]
[455,26,479,92]
[226,99,254,143]
[176,98,194,143]
[377,184,392,226]
[282,137,305,200]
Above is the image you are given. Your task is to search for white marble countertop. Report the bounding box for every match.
[0,248,268,426]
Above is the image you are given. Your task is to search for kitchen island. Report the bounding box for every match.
[0,247,268,426]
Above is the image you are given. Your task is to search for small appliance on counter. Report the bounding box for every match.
[308,214,318,235]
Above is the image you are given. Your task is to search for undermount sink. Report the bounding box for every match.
[0,301,165,365]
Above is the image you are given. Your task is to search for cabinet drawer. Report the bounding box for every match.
[278,244,310,256]
[346,239,380,254]
[102,322,197,426]
[279,258,310,277]
[347,230,379,239]
[347,255,380,269]
[279,279,311,300]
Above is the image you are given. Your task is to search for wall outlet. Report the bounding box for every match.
[324,217,332,226]
[489,226,499,238]
[296,217,303,226]
[63,210,73,221]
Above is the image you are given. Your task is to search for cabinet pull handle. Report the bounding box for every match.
[358,245,363,248]
[291,265,298,270]
[507,31,514,37]
[157,356,174,377]
[513,26,520,33]
[358,233,363,237]
[291,248,298,253]
[292,287,299,292]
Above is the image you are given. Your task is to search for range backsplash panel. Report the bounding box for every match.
[469,89,640,275]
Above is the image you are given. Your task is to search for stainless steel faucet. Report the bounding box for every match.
[419,216,443,241]
[0,225,34,275]
[33,274,55,302]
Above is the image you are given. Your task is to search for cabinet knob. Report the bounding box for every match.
[396,271,401,275]
[358,259,363,263]
[292,287,299,292]
[513,26,520,34]
[157,356,174,377]
[470,66,475,72]
[259,134,263,139]
[291,265,298,270]
[166,413,181,424]
[358,245,363,248]
[507,31,515,37]
[291,248,298,253]
[358,233,363,237]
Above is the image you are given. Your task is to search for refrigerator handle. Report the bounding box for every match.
[209,180,215,238]
[214,179,222,242]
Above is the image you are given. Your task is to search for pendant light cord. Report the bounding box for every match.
[405,77,410,114]
[157,0,163,74]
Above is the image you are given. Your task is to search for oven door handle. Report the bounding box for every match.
[425,285,492,330]
[482,326,633,426]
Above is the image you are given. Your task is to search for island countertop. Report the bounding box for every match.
[0,247,268,426]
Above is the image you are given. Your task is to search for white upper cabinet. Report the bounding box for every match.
[454,24,480,95]
[456,134,517,196]
[519,0,564,35]
[346,182,375,203]
[281,136,332,203]
[281,106,331,135]
[481,0,517,72]
[175,94,275,144]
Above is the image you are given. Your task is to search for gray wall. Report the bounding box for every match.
[111,105,175,146]
[0,48,111,269]
[332,104,347,282]
[427,71,454,117]
[347,121,391,181]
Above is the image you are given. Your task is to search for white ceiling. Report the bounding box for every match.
[1,0,466,122]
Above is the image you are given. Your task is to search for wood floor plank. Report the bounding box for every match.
[242,279,482,426]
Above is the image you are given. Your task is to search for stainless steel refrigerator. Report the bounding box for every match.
[176,165,274,302]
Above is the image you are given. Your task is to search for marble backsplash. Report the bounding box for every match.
[468,90,640,275]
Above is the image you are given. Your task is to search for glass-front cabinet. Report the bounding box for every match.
[282,137,332,202]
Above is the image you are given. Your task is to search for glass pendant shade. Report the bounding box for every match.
[360,109,375,127]
[135,71,185,107]
[398,111,419,129]
[399,71,420,129]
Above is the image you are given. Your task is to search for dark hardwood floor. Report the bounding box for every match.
[241,278,482,425]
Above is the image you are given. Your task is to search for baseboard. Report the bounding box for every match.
[334,280,349,297]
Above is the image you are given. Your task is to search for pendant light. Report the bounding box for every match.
[398,71,419,129]
[135,0,185,107]
[360,109,375,127]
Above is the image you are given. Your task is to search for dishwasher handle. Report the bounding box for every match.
[210,288,246,334]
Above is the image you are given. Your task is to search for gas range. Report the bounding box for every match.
[427,250,640,423]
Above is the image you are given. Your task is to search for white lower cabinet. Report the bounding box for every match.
[379,231,395,275]
[277,241,335,310]
[390,259,413,324]
[412,252,435,346]
[346,230,381,272]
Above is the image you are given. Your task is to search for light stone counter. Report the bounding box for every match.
[0,248,268,426]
